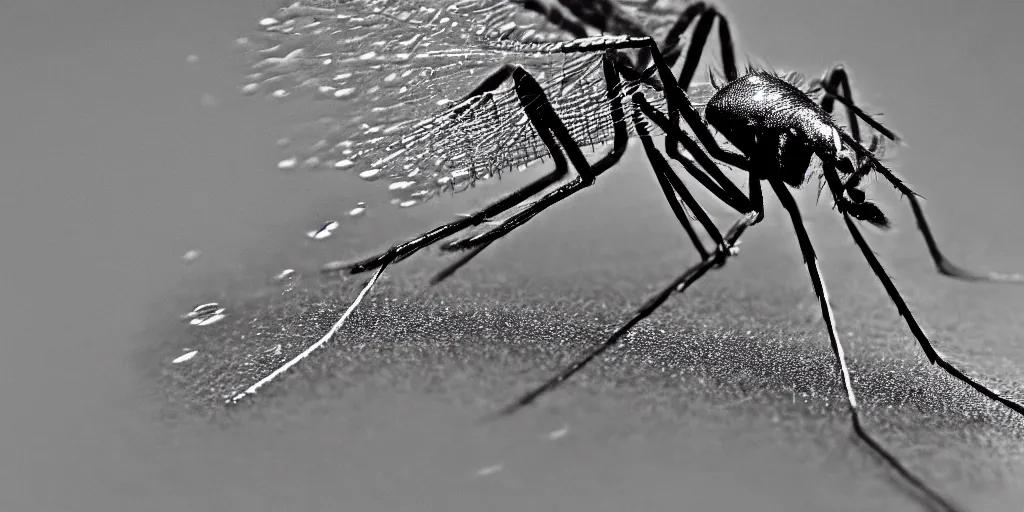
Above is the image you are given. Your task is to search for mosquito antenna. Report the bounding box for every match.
[227,262,389,404]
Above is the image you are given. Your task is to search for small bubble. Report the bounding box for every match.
[334,87,356,98]
[348,202,367,217]
[182,249,201,263]
[357,51,376,60]
[240,83,260,95]
[271,89,290,99]
[172,350,199,364]
[398,200,418,208]
[334,159,354,169]
[276,137,291,147]
[259,17,279,26]
[359,168,380,180]
[186,54,199,63]
[278,157,297,170]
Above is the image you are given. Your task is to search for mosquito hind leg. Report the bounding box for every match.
[344,133,569,274]
[817,67,1023,283]
[770,180,963,512]
[427,53,635,281]
[347,56,619,275]
[489,211,759,418]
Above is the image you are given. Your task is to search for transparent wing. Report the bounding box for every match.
[240,0,715,206]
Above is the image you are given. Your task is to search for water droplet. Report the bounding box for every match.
[173,350,199,364]
[271,89,290,99]
[388,180,416,191]
[278,157,297,170]
[184,303,220,319]
[240,83,260,95]
[334,159,354,169]
[307,220,339,240]
[348,202,367,217]
[186,54,199,64]
[273,268,300,291]
[398,200,418,208]
[182,249,201,263]
[357,51,376,60]
[259,17,279,27]
[183,303,227,326]
[475,464,503,477]
[193,312,226,326]
[276,137,291,147]
[546,425,569,440]
[359,168,380,180]
[334,87,356,98]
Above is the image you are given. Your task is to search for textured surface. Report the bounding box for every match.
[147,158,1024,510]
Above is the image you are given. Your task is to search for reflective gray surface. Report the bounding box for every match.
[3,1,1024,511]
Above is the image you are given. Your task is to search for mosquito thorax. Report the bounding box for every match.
[705,70,846,187]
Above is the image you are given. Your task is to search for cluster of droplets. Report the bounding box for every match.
[181,302,227,326]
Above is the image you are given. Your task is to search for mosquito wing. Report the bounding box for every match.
[240,0,716,206]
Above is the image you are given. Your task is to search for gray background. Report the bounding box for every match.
[2,0,1024,511]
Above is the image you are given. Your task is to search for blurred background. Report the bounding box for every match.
[2,0,1024,511]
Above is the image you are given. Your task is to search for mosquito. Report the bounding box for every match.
[238,1,1022,510]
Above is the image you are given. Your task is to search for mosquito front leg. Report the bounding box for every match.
[817,69,1023,283]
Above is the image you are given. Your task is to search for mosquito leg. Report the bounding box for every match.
[771,180,962,512]
[634,98,725,251]
[816,65,899,143]
[824,93,1024,283]
[842,211,1024,416]
[345,129,568,274]
[489,211,759,418]
[344,84,577,273]
[426,53,634,281]
[633,93,756,212]
[440,89,743,254]
[669,3,738,90]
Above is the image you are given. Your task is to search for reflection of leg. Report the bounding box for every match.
[771,181,961,512]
